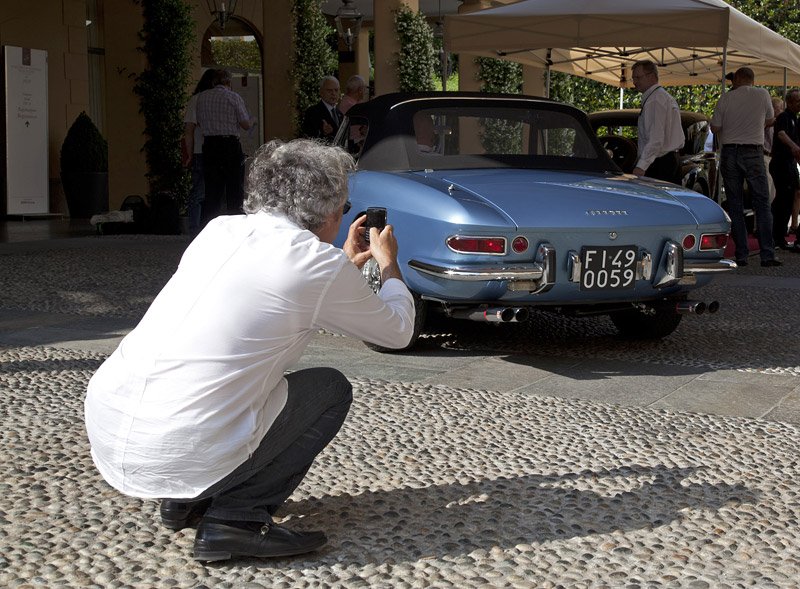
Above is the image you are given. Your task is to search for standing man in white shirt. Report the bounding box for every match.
[631,60,685,184]
[712,66,779,267]
[84,139,416,562]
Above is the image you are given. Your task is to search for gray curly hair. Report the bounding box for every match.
[244,139,355,231]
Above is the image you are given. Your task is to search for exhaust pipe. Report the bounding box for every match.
[452,307,516,322]
[707,300,720,314]
[513,307,530,322]
[675,300,706,315]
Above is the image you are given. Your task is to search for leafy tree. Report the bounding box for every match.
[396,4,437,92]
[293,0,338,133]
[133,0,193,209]
[210,38,261,71]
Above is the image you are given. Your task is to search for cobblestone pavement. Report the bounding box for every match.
[1,235,799,587]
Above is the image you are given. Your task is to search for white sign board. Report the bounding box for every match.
[4,46,48,215]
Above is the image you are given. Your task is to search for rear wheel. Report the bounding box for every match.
[360,258,426,352]
[609,302,682,339]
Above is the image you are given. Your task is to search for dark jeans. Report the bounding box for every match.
[769,159,799,245]
[181,367,353,523]
[201,136,245,228]
[720,144,775,261]
[646,151,681,184]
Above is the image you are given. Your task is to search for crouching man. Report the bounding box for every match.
[84,139,415,562]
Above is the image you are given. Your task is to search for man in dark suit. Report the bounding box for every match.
[301,76,341,143]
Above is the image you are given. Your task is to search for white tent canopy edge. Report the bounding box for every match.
[444,0,800,88]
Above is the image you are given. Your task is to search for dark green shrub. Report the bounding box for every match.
[60,112,108,176]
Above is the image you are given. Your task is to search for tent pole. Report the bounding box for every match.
[784,68,788,99]
[545,48,552,98]
[721,47,727,93]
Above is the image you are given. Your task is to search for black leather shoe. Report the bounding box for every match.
[761,259,782,267]
[193,519,327,561]
[735,258,748,267]
[160,498,212,531]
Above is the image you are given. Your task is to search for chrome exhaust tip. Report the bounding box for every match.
[675,301,706,315]
[513,307,530,322]
[707,300,720,314]
[486,307,515,322]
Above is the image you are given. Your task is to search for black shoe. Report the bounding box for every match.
[786,244,800,253]
[776,241,792,250]
[160,498,212,531]
[735,258,748,267]
[193,519,327,561]
[761,259,782,267]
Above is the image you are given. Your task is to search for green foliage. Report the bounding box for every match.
[132,0,193,209]
[60,112,108,175]
[210,38,261,71]
[475,57,522,94]
[475,57,523,152]
[293,0,338,133]
[395,5,436,92]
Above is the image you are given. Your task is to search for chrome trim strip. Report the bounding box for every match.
[684,259,737,273]
[408,259,544,281]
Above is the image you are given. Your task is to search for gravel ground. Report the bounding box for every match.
[1,235,799,587]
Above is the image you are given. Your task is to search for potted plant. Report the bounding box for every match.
[60,111,109,218]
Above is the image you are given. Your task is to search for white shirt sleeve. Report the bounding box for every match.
[637,96,668,171]
[314,260,416,349]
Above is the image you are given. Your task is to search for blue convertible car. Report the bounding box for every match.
[333,92,734,351]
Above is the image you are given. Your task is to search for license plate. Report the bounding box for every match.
[580,246,638,291]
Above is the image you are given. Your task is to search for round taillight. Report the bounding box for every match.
[512,236,529,253]
[682,234,696,250]
[446,235,506,254]
[700,233,729,250]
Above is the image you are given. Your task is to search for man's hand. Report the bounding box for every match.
[343,214,371,269]
[369,225,403,283]
[632,167,645,176]
[322,120,334,136]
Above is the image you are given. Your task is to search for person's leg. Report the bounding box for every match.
[743,148,775,261]
[720,147,749,261]
[791,189,800,235]
[202,367,353,523]
[223,140,245,215]
[771,168,793,247]
[201,140,225,228]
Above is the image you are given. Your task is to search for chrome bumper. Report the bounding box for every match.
[408,242,556,294]
[408,240,734,292]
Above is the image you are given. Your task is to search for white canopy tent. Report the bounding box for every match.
[444,0,800,88]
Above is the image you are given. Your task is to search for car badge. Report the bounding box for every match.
[609,231,618,240]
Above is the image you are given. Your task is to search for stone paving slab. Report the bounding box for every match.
[2,346,800,588]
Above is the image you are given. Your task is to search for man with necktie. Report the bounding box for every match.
[301,76,342,143]
[630,59,685,184]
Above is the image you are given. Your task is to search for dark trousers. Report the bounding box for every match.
[769,159,799,245]
[645,151,681,184]
[201,136,245,228]
[721,144,775,261]
[182,368,353,523]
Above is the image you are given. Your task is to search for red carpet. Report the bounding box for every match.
[723,232,796,259]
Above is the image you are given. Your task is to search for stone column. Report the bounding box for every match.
[455,0,492,93]
[373,0,418,96]
[263,0,295,139]
[523,65,546,98]
[338,27,371,91]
